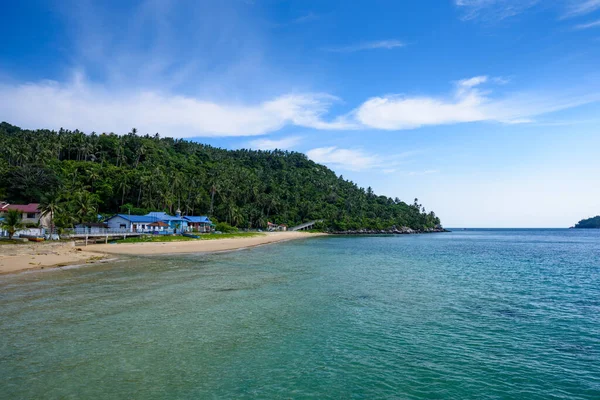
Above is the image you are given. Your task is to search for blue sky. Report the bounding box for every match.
[1,0,599,227]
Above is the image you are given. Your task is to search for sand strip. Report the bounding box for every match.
[86,232,325,256]
[0,232,325,275]
[0,241,105,275]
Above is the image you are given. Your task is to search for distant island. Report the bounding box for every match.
[573,216,600,229]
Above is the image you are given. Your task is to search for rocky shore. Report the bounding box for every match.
[330,227,450,235]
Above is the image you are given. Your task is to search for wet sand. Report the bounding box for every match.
[0,241,104,275]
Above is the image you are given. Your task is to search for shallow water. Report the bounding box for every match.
[1,230,599,399]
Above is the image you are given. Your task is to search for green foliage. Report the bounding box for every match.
[0,122,442,231]
[574,216,600,229]
[1,209,24,239]
[198,232,263,240]
[116,235,197,243]
[115,232,263,243]
[215,222,238,233]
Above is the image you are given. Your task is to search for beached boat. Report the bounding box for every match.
[182,233,201,239]
[21,235,45,242]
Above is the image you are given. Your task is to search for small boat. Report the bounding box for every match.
[182,233,201,239]
[22,235,45,242]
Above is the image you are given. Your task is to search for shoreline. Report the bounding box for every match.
[0,241,107,275]
[85,232,326,256]
[0,232,325,275]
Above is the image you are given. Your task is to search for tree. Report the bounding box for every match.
[0,122,443,232]
[72,190,98,224]
[1,209,24,239]
[40,191,62,236]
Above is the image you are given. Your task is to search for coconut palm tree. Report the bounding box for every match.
[40,192,62,237]
[1,210,24,239]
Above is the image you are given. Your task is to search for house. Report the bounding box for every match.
[267,222,287,231]
[106,214,160,232]
[105,211,188,233]
[184,216,214,233]
[74,222,108,234]
[145,210,188,233]
[0,202,50,228]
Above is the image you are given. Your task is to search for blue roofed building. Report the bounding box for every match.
[145,210,188,233]
[184,216,214,233]
[105,210,209,234]
[105,214,163,232]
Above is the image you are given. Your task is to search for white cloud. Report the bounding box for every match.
[354,78,488,130]
[293,12,320,24]
[563,0,600,18]
[0,73,596,137]
[456,0,600,20]
[458,76,489,87]
[323,40,405,53]
[574,18,600,29]
[247,136,302,150]
[306,147,419,171]
[353,76,600,130]
[306,147,379,171]
[407,170,440,176]
[455,0,540,20]
[0,76,352,137]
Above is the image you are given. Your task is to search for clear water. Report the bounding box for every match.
[1,230,599,399]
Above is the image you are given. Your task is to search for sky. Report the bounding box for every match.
[1,0,599,227]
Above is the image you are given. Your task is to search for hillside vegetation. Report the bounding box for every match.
[0,122,441,231]
[573,216,600,229]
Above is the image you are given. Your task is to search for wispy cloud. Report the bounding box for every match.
[456,0,600,21]
[1,73,597,136]
[574,18,600,28]
[306,147,379,171]
[352,75,600,130]
[247,136,302,150]
[563,0,600,18]
[407,170,440,176]
[293,12,320,24]
[455,0,540,21]
[0,74,353,137]
[323,40,405,53]
[306,147,418,171]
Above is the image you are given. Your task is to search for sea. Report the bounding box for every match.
[1,229,599,399]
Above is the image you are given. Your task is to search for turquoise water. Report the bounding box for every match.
[1,229,599,399]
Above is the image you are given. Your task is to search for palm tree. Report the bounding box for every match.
[40,192,62,237]
[72,190,98,224]
[1,210,24,239]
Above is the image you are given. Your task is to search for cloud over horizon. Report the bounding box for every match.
[247,136,302,150]
[0,75,353,137]
[0,74,597,137]
[0,75,600,138]
[353,76,600,130]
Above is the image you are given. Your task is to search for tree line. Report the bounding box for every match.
[0,122,442,232]
[573,216,600,229]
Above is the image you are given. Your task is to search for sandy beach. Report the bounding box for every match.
[0,232,324,275]
[0,241,103,275]
[86,232,324,256]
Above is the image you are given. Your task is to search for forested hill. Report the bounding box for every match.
[573,216,600,229]
[0,122,441,231]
